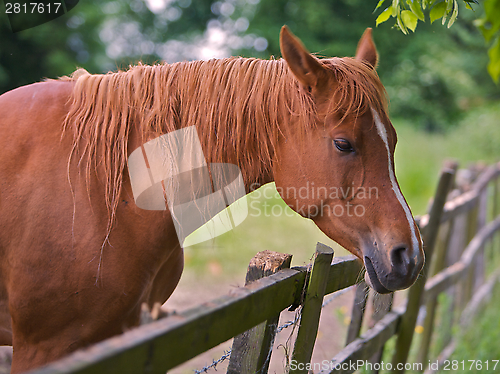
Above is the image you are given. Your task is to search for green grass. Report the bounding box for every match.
[182,187,347,282]
[394,102,500,215]
[435,282,500,374]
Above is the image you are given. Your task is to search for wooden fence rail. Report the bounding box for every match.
[27,161,500,374]
[27,252,362,374]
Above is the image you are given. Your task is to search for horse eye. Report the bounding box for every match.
[333,139,354,152]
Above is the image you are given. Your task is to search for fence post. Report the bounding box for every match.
[474,187,488,289]
[227,250,292,374]
[415,218,454,369]
[494,175,499,260]
[415,167,458,369]
[345,282,369,345]
[391,162,456,373]
[289,243,334,374]
[369,293,394,374]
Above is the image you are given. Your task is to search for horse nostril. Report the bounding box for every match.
[390,245,411,272]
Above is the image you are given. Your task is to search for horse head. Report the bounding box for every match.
[274,26,424,293]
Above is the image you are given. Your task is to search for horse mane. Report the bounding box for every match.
[62,55,387,232]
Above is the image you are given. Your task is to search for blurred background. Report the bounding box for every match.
[1,1,499,372]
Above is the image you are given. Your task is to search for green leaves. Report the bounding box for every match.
[429,2,447,23]
[477,0,500,42]
[374,0,386,12]
[488,36,500,83]
[373,0,500,83]
[477,0,500,82]
[374,0,428,33]
[376,6,393,26]
[408,0,425,20]
[401,10,418,31]
[375,0,464,31]
[448,0,459,27]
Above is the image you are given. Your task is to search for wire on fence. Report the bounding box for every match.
[193,282,356,373]
[194,350,232,374]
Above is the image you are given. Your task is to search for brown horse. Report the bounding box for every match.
[0,27,423,371]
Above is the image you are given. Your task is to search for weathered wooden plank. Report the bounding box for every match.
[423,262,466,302]
[440,189,480,223]
[424,215,500,301]
[243,250,294,284]
[448,165,498,221]
[493,176,500,261]
[345,282,369,345]
[424,270,500,374]
[27,268,307,374]
[369,293,394,374]
[392,163,456,373]
[472,164,500,193]
[428,217,454,279]
[417,219,455,368]
[294,255,362,298]
[461,215,500,265]
[324,256,363,295]
[290,243,334,374]
[440,215,462,350]
[460,268,500,327]
[319,307,405,374]
[418,164,500,228]
[27,252,365,374]
[228,250,292,374]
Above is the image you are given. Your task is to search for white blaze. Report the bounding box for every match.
[371,108,420,254]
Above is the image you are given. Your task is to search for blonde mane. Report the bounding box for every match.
[62,56,387,230]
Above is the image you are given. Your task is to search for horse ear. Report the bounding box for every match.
[280,25,325,88]
[355,28,379,69]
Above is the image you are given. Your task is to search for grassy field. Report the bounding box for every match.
[438,281,500,374]
[180,187,347,284]
[394,102,500,215]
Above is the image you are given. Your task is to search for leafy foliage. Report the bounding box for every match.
[475,0,500,82]
[374,0,500,83]
[374,0,474,31]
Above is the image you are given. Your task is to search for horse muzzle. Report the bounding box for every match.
[362,243,424,294]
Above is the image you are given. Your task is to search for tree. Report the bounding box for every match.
[374,0,500,83]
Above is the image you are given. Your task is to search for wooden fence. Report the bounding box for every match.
[27,161,500,374]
